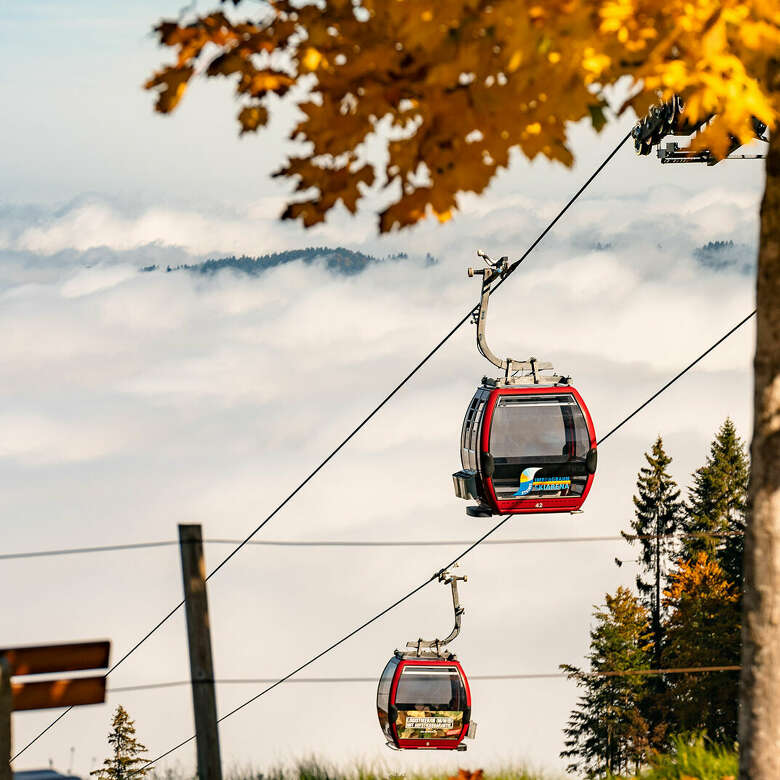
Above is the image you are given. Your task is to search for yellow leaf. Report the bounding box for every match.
[507,50,523,72]
[146,0,778,231]
[301,47,324,72]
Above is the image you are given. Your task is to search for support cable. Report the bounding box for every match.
[598,309,756,445]
[133,515,513,773]
[130,305,755,773]
[12,304,753,763]
[11,129,635,765]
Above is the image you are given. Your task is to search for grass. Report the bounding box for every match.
[150,739,738,780]
[612,735,738,780]
[218,763,554,780]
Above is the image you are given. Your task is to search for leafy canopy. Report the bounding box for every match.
[662,553,741,743]
[147,0,779,231]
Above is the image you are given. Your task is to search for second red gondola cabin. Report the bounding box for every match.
[377,655,473,750]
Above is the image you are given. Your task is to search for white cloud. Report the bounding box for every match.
[0,175,761,777]
[0,412,130,464]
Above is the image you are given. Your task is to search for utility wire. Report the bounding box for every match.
[0,530,743,562]
[133,514,514,774]
[11,129,635,765]
[130,305,755,774]
[12,305,750,763]
[13,311,750,762]
[109,665,741,694]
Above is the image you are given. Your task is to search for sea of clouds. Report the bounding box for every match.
[1,175,760,776]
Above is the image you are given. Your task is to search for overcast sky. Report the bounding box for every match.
[0,3,766,779]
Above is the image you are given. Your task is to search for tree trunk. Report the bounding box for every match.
[655,518,661,669]
[739,60,780,780]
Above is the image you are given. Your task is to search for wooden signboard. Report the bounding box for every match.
[11,676,107,712]
[1,639,111,780]
[2,641,110,678]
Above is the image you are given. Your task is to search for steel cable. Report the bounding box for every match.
[11,128,636,763]
[130,306,755,773]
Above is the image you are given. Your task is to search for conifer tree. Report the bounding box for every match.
[681,418,749,586]
[561,588,654,778]
[662,553,741,743]
[626,437,682,670]
[91,705,149,780]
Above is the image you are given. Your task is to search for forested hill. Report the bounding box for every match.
[141,247,435,277]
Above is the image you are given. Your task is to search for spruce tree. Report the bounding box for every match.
[626,436,681,670]
[662,553,741,743]
[561,588,653,778]
[681,418,749,586]
[91,705,149,780]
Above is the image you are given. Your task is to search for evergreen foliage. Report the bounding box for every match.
[626,437,682,670]
[563,420,749,774]
[91,705,149,780]
[560,588,653,778]
[693,239,755,274]
[681,418,749,586]
[141,247,425,278]
[662,554,741,743]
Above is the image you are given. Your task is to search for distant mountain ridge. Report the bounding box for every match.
[140,246,436,277]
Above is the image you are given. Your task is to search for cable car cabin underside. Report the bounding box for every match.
[377,654,475,751]
[453,378,598,517]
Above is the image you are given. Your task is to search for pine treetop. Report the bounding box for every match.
[628,436,682,610]
[90,705,149,780]
[681,418,749,575]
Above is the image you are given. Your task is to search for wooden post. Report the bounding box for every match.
[178,525,223,780]
[0,656,11,780]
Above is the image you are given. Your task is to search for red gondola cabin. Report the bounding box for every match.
[377,655,474,750]
[453,380,598,516]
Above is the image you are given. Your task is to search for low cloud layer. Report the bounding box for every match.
[1,179,760,777]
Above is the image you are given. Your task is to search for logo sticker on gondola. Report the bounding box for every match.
[513,468,571,497]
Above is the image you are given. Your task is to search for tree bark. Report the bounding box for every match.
[0,658,11,780]
[739,60,780,780]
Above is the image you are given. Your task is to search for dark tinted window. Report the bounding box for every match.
[490,394,590,460]
[460,390,487,471]
[377,658,399,739]
[377,658,398,714]
[395,666,464,710]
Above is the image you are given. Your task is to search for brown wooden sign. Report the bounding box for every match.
[0,640,110,712]
[11,676,106,711]
[0,641,109,677]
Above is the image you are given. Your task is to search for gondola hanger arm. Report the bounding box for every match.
[467,249,566,385]
[406,567,467,657]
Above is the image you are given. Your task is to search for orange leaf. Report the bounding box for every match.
[145,66,194,113]
[238,104,269,134]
